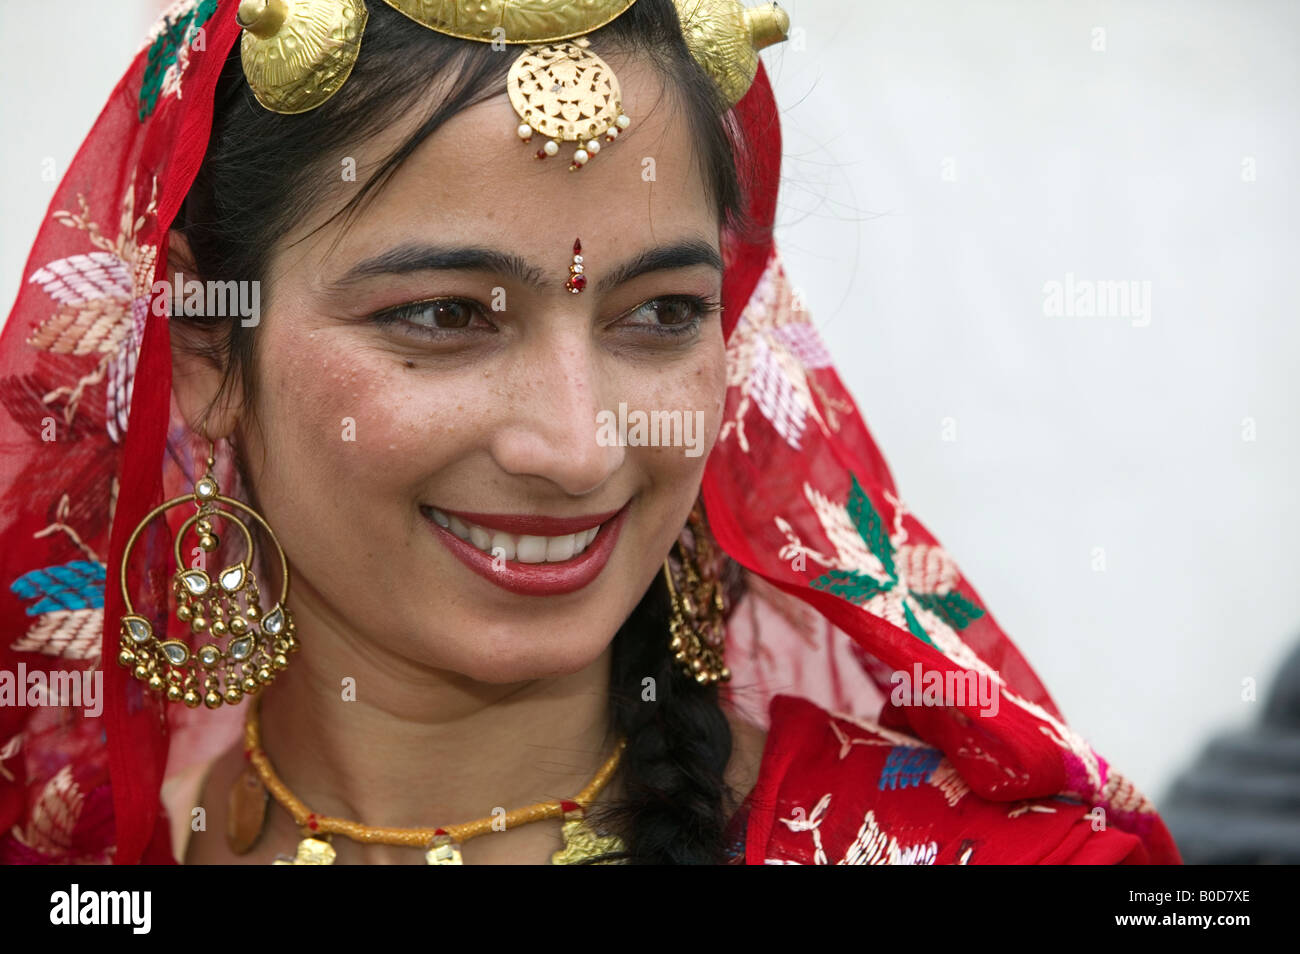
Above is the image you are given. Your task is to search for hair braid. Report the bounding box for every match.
[586,530,750,864]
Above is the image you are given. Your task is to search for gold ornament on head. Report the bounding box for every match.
[236,0,790,166]
[381,0,639,41]
[237,0,369,114]
[674,0,790,106]
[117,439,299,709]
[507,36,629,171]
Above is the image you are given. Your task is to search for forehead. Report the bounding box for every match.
[284,54,718,279]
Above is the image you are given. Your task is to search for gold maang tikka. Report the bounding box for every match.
[662,502,730,685]
[118,437,298,709]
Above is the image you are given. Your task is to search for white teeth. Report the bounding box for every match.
[427,507,602,563]
[469,524,492,550]
[546,533,576,562]
[490,531,516,561]
[516,535,548,564]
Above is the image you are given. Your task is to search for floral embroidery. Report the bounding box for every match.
[9,560,105,660]
[777,792,832,865]
[807,473,985,647]
[9,172,157,664]
[139,0,219,121]
[928,758,973,808]
[829,711,972,808]
[720,248,851,453]
[777,793,939,866]
[841,809,938,865]
[9,765,83,857]
[775,471,991,673]
[26,171,159,440]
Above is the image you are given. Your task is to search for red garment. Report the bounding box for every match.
[0,0,1181,865]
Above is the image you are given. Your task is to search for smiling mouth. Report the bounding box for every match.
[421,506,605,563]
[419,500,633,597]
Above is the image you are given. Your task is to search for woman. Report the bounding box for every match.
[0,0,1182,865]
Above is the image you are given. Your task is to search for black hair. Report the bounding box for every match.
[174,0,763,863]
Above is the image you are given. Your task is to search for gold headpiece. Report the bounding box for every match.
[236,0,789,169]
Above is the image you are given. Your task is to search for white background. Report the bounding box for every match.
[2,0,1296,811]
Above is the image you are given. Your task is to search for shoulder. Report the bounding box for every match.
[745,694,1153,865]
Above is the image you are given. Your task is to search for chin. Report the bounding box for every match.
[430,628,615,685]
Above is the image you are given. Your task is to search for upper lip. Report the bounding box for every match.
[423,502,627,536]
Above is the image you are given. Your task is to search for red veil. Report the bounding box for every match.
[0,0,1181,865]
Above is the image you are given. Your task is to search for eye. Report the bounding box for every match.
[618,295,721,337]
[368,298,490,338]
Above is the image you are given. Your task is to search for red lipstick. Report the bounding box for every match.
[421,501,631,597]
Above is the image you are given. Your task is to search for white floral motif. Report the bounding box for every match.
[828,709,926,754]
[775,479,1003,680]
[26,172,159,440]
[10,765,83,856]
[720,247,850,452]
[9,609,102,660]
[777,793,832,865]
[778,793,938,866]
[841,810,939,865]
[928,757,973,808]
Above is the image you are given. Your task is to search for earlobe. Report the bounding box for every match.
[167,228,241,441]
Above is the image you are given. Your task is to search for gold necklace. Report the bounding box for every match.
[233,696,627,865]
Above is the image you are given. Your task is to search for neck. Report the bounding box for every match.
[255,599,617,864]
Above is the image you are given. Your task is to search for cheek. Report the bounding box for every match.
[701,330,729,434]
[661,329,727,456]
[246,326,487,511]
[612,332,728,482]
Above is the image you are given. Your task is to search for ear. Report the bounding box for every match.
[167,229,242,441]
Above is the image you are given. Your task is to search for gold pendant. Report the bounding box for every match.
[273,837,336,865]
[551,810,626,865]
[425,831,464,865]
[226,763,270,855]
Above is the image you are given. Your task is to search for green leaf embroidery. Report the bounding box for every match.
[909,589,986,631]
[846,472,896,581]
[805,470,987,648]
[810,569,887,605]
[138,0,219,121]
[902,601,938,649]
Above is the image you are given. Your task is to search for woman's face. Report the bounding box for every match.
[216,58,727,683]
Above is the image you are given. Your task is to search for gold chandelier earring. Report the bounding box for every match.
[662,502,730,685]
[117,433,298,709]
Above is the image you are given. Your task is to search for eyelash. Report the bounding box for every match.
[368,294,721,340]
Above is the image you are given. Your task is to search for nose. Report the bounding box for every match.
[490,330,625,497]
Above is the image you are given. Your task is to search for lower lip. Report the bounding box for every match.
[422,502,631,597]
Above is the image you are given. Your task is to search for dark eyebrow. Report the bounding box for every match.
[594,239,722,293]
[327,239,722,294]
